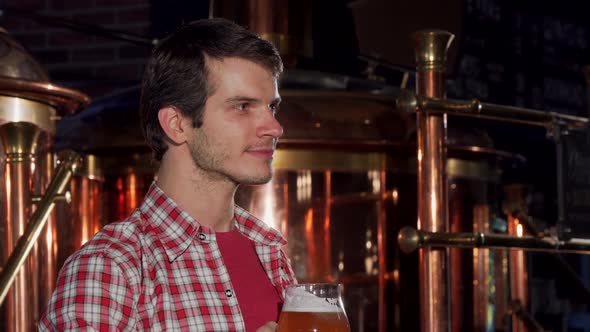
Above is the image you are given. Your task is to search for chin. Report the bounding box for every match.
[234,170,273,186]
[240,175,273,186]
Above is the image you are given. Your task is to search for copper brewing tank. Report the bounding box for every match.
[0,28,89,331]
[51,3,522,329]
[55,65,524,330]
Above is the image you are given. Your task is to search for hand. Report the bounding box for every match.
[256,321,278,332]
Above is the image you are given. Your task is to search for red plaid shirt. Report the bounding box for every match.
[39,183,296,331]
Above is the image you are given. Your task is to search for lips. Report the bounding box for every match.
[246,149,275,159]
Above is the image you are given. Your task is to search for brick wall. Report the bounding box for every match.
[0,0,152,98]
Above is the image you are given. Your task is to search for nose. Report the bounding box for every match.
[257,112,283,139]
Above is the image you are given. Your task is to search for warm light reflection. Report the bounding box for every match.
[392,188,399,205]
[261,179,278,230]
[6,168,11,199]
[92,184,101,235]
[116,177,125,220]
[126,174,138,215]
[516,222,523,237]
[45,214,53,249]
[368,170,380,194]
[364,228,377,275]
[364,256,373,275]
[417,149,423,162]
[296,170,312,202]
[304,208,313,234]
[80,179,89,246]
[304,208,315,278]
[430,192,437,227]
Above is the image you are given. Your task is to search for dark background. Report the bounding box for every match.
[1,0,589,330]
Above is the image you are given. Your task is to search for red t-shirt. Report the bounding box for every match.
[217,228,283,331]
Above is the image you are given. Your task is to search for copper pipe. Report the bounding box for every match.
[246,0,300,68]
[107,173,148,222]
[448,186,463,332]
[69,155,104,251]
[396,91,588,130]
[304,208,316,279]
[413,30,454,332]
[281,178,289,240]
[323,171,332,280]
[35,149,57,323]
[507,216,528,332]
[398,227,590,255]
[494,246,509,329]
[0,122,41,332]
[0,150,81,306]
[247,0,288,36]
[247,0,293,65]
[472,205,491,331]
[503,185,528,332]
[377,169,387,332]
[124,173,140,216]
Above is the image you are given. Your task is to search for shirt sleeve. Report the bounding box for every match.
[39,253,137,332]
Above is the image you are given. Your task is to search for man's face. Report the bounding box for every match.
[186,57,283,185]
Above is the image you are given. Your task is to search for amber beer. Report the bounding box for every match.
[278,310,350,331]
[277,283,351,332]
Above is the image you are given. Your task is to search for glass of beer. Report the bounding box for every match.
[277,283,351,332]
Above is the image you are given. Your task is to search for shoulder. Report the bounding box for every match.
[63,210,145,285]
[40,212,146,330]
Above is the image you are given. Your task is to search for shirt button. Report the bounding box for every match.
[198,233,207,241]
[225,289,234,298]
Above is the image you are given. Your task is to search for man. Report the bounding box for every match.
[40,18,296,331]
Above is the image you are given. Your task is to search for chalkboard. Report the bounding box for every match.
[445,0,590,236]
[448,0,589,113]
[566,129,590,236]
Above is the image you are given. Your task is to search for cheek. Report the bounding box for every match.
[205,130,240,158]
[220,123,250,144]
[204,116,254,152]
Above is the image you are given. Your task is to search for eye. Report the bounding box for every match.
[234,103,249,111]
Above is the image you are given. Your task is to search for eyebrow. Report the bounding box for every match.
[225,96,282,105]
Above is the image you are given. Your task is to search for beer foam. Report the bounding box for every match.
[282,288,342,313]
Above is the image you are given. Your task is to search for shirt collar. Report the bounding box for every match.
[139,182,200,262]
[139,182,287,262]
[234,205,287,247]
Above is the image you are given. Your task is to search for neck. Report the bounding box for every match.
[156,151,238,232]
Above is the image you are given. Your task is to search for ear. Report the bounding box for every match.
[158,106,188,145]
